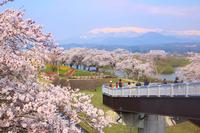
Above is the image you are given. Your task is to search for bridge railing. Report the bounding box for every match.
[102,82,200,97]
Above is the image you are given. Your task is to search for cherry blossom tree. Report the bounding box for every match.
[64,48,89,69]
[116,57,140,78]
[0,4,109,133]
[177,53,200,81]
[48,46,64,72]
[116,56,155,79]
[63,48,156,78]
[82,49,115,72]
[0,0,13,6]
[111,48,132,61]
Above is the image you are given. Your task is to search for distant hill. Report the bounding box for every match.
[59,32,200,53]
[99,32,187,45]
[60,42,200,53]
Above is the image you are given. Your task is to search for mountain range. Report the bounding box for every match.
[59,32,200,53]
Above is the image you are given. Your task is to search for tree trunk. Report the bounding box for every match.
[96,67,99,72]
[83,65,86,70]
[127,73,130,79]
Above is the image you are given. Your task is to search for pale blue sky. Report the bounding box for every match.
[1,0,200,41]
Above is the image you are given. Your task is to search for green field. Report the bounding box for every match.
[44,65,98,76]
[74,69,97,76]
[155,56,190,74]
[167,121,200,133]
[81,87,111,112]
[104,124,137,133]
[81,87,138,133]
[44,65,69,74]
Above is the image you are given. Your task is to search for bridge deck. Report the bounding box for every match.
[102,82,200,120]
[103,82,200,97]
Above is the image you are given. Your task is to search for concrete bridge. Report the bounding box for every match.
[102,82,200,133]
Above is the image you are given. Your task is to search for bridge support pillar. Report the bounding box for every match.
[138,114,166,133]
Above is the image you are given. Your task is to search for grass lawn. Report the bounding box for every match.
[74,69,97,76]
[104,124,137,133]
[80,86,111,112]
[44,64,70,74]
[155,56,190,74]
[79,78,140,112]
[80,86,138,133]
[167,121,200,133]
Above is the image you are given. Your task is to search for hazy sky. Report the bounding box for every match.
[1,0,200,40]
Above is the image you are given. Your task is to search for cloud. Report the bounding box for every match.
[82,26,200,39]
[88,26,162,34]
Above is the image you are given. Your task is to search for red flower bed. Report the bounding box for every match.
[45,71,57,76]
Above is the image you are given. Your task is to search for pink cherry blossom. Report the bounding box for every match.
[0,6,109,133]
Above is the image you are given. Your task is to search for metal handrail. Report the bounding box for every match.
[102,82,200,97]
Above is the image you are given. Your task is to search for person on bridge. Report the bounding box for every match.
[109,81,113,88]
[119,79,123,88]
[162,78,167,84]
[126,81,132,88]
[174,77,180,83]
[116,82,119,88]
[144,77,149,86]
[136,82,141,86]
